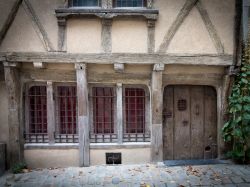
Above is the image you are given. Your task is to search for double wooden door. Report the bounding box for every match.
[163,85,217,160]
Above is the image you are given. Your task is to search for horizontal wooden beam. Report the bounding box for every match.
[55,8,159,20]
[0,52,233,66]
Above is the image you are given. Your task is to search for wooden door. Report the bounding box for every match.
[163,85,217,160]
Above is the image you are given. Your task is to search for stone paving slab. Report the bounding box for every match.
[0,164,249,187]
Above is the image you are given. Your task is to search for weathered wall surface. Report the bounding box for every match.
[90,148,151,165]
[24,149,79,168]
[0,0,235,55]
[0,82,9,144]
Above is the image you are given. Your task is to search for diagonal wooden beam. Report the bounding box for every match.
[157,0,198,53]
[22,0,55,52]
[0,0,23,46]
[196,1,224,54]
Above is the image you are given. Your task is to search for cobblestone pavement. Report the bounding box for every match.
[0,164,250,187]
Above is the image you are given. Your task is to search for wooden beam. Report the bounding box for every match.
[58,17,67,52]
[151,66,163,162]
[114,63,125,73]
[116,83,123,144]
[47,81,55,144]
[22,0,55,52]
[196,1,224,54]
[3,62,23,167]
[3,52,234,66]
[147,20,156,53]
[101,19,112,53]
[75,63,89,167]
[0,0,22,46]
[157,0,198,53]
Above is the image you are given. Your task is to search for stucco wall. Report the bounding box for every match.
[67,19,102,53]
[0,82,9,144]
[112,20,147,53]
[24,149,79,168]
[90,148,151,165]
[0,5,46,52]
[0,0,235,55]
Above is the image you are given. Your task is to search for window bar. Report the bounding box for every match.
[102,134,104,143]
[34,87,37,133]
[103,88,105,134]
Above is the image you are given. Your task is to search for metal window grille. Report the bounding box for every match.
[113,0,147,7]
[55,86,78,143]
[124,88,150,142]
[68,0,101,7]
[25,86,48,143]
[91,87,117,143]
[28,86,47,134]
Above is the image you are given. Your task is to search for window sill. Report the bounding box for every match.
[55,8,159,20]
[24,143,79,150]
[90,142,151,149]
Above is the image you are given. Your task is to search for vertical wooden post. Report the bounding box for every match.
[147,20,156,53]
[47,81,55,144]
[151,64,164,162]
[75,63,90,167]
[116,83,123,144]
[58,17,67,52]
[101,19,112,53]
[3,62,23,167]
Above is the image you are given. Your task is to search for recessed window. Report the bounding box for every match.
[68,0,101,7]
[28,86,47,134]
[113,0,147,7]
[124,88,145,134]
[93,87,115,134]
[56,86,77,134]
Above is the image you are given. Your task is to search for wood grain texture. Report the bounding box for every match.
[47,81,55,144]
[3,63,23,167]
[116,83,123,144]
[157,0,198,53]
[163,86,174,160]
[0,0,23,46]
[23,0,55,52]
[3,52,233,66]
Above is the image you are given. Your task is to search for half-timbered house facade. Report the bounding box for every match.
[0,0,241,168]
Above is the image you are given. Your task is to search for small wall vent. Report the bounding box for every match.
[106,153,122,165]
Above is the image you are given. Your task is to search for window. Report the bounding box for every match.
[55,86,78,143]
[25,85,48,143]
[113,0,147,7]
[90,87,117,143]
[68,0,101,7]
[123,87,150,142]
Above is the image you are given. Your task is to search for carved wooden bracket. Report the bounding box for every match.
[114,63,125,73]
[33,62,46,69]
[75,63,86,70]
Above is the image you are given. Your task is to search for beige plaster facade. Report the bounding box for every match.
[0,0,239,168]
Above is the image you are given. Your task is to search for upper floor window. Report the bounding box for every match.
[68,0,101,7]
[113,0,147,8]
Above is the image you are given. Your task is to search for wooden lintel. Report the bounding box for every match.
[3,52,234,66]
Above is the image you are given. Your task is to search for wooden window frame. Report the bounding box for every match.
[24,82,48,143]
[113,0,147,8]
[54,83,79,143]
[122,85,150,142]
[89,84,118,143]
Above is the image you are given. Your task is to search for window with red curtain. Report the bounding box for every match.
[57,86,77,134]
[28,86,47,134]
[125,88,145,134]
[93,87,114,134]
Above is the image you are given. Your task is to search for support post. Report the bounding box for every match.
[101,19,112,53]
[117,83,123,144]
[147,20,156,53]
[58,17,67,52]
[47,81,55,144]
[151,64,164,162]
[3,62,23,167]
[75,63,89,167]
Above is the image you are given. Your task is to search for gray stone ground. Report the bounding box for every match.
[0,164,250,187]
